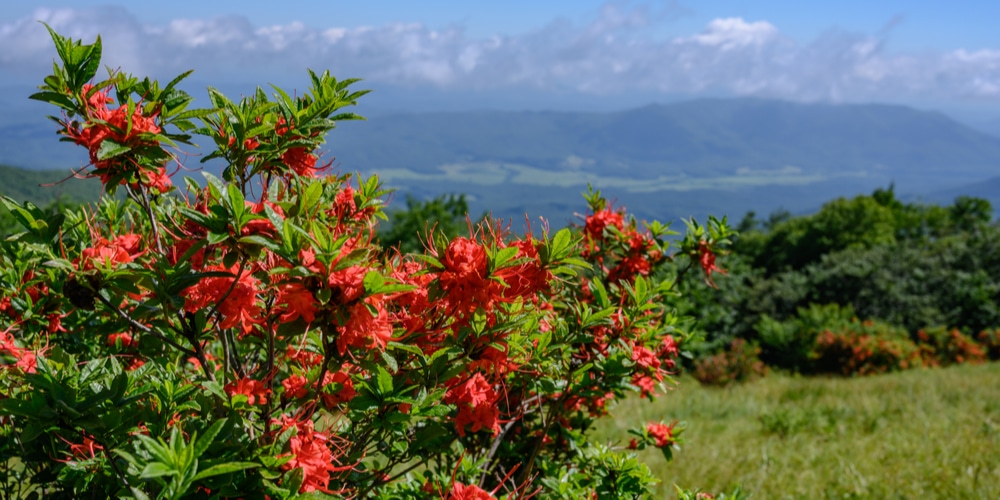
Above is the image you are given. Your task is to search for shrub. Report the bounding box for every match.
[755,303,855,372]
[915,327,987,366]
[0,27,734,498]
[978,329,1000,361]
[812,321,921,376]
[691,339,768,387]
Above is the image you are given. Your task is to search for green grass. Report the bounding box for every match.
[593,363,1000,499]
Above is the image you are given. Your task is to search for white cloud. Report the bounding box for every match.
[2,3,1000,104]
[684,17,778,51]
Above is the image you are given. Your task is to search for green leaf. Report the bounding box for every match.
[227,183,246,213]
[590,279,610,309]
[202,172,226,199]
[192,461,260,481]
[28,91,76,110]
[300,181,323,213]
[202,381,228,401]
[549,228,573,261]
[79,34,102,84]
[363,271,385,295]
[375,365,393,395]
[193,418,226,458]
[96,140,130,161]
[582,306,616,329]
[491,246,519,271]
[129,487,152,500]
[380,350,398,373]
[140,462,178,479]
[238,234,281,251]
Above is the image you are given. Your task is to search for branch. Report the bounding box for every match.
[96,294,195,358]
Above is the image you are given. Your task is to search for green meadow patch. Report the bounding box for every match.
[595,363,1000,498]
[369,161,848,191]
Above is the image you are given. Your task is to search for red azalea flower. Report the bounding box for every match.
[274,416,352,493]
[132,165,172,194]
[106,332,134,348]
[0,329,42,374]
[584,205,624,241]
[320,371,356,409]
[336,298,393,354]
[697,241,727,287]
[632,374,657,399]
[77,233,144,271]
[449,482,495,500]
[327,265,367,304]
[496,238,552,300]
[438,237,505,318]
[334,185,356,218]
[608,254,651,284]
[286,347,324,368]
[659,335,679,358]
[66,83,163,187]
[445,373,500,436]
[58,433,103,463]
[282,374,309,399]
[183,264,261,335]
[225,377,271,405]
[14,350,38,374]
[281,147,320,177]
[646,421,677,448]
[631,343,661,370]
[274,282,318,324]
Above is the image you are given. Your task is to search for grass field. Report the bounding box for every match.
[593,362,1000,499]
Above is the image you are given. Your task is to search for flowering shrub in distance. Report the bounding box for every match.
[0,28,734,498]
[811,320,921,376]
[690,338,767,387]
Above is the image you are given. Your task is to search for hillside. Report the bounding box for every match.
[4,97,1000,223]
[0,164,101,207]
[328,98,1000,189]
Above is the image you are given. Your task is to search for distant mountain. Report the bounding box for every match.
[965,116,1000,139]
[920,175,1000,215]
[327,98,1000,192]
[4,97,1000,223]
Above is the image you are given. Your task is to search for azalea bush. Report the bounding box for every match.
[0,28,733,498]
[690,339,767,387]
[812,324,920,376]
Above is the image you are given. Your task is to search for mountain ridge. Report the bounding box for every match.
[4,97,1000,223]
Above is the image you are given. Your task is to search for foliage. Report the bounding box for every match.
[0,197,82,239]
[378,194,479,254]
[812,322,921,376]
[690,339,767,387]
[979,329,1000,361]
[915,327,987,367]
[752,303,855,373]
[737,194,896,274]
[0,28,731,498]
[682,185,1000,375]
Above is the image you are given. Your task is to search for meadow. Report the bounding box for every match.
[595,362,1000,499]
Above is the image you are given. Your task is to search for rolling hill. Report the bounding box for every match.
[327,98,1000,188]
[3,97,1000,224]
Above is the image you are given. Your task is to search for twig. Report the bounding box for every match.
[96,295,194,358]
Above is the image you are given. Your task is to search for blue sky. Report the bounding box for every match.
[3,1,1000,119]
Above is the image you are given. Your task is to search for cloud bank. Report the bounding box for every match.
[3,3,1000,105]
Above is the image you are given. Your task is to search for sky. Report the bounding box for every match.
[3,1,1000,120]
